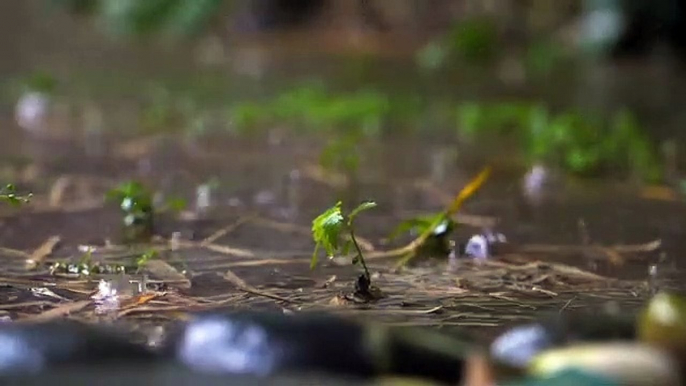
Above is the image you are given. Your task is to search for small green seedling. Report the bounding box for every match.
[388,167,491,267]
[135,249,159,272]
[388,213,455,256]
[0,184,32,207]
[311,200,377,295]
[106,181,154,243]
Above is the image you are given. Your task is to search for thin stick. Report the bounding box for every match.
[20,300,92,323]
[223,269,295,303]
[201,215,255,245]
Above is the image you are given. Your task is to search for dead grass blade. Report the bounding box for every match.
[353,167,492,267]
[21,300,91,323]
[0,301,53,310]
[141,260,191,289]
[197,242,257,258]
[25,236,61,270]
[0,247,30,259]
[223,269,295,303]
[201,215,255,245]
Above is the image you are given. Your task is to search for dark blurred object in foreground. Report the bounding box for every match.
[165,311,470,384]
[0,312,471,384]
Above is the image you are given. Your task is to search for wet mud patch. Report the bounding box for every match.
[0,209,659,345]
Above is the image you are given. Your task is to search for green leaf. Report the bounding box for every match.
[311,202,345,269]
[105,181,153,213]
[348,201,377,224]
[165,196,187,212]
[387,216,435,241]
[341,239,353,256]
[136,249,158,268]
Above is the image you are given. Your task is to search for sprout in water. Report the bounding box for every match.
[311,200,379,299]
[106,181,154,243]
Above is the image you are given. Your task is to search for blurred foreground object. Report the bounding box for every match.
[529,343,681,386]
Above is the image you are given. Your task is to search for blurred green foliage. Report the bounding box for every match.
[457,102,662,182]
[416,16,568,79]
[24,71,58,94]
[230,85,390,137]
[319,133,362,176]
[51,0,225,37]
[525,39,567,78]
[227,83,662,182]
[416,17,500,70]
[449,17,499,63]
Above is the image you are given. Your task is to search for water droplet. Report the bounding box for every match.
[196,184,212,213]
[170,232,182,251]
[15,91,50,133]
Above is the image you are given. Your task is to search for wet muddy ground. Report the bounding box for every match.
[0,130,679,347]
[0,1,685,361]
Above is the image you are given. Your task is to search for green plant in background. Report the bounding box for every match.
[607,109,663,183]
[311,200,378,298]
[52,0,226,37]
[319,133,362,178]
[230,85,391,137]
[0,184,32,207]
[525,38,567,78]
[449,17,499,64]
[455,102,663,182]
[457,102,535,140]
[416,16,499,71]
[139,85,181,133]
[106,181,155,243]
[230,102,265,135]
[23,71,58,94]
